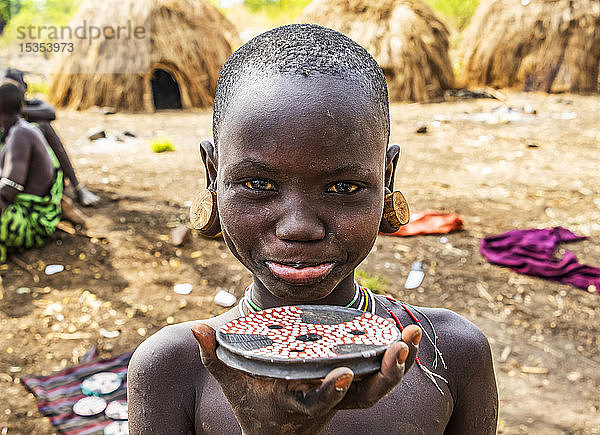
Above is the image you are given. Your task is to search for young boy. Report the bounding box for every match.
[0,82,63,262]
[128,24,498,434]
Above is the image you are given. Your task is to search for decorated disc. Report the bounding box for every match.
[81,372,122,396]
[189,189,216,230]
[104,420,129,435]
[105,400,128,420]
[216,305,400,380]
[73,396,107,417]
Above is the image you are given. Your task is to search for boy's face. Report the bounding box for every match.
[216,74,388,302]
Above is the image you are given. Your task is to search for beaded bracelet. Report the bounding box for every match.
[1,177,24,192]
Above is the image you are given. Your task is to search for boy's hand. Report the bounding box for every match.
[191,322,420,435]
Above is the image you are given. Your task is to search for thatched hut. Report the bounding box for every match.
[300,0,454,102]
[48,0,239,112]
[460,0,600,93]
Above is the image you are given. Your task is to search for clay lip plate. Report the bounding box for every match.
[215,305,401,379]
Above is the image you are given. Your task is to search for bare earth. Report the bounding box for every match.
[0,91,599,434]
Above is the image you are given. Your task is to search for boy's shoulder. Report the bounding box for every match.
[379,298,493,388]
[381,299,489,348]
[128,308,241,377]
[412,306,488,344]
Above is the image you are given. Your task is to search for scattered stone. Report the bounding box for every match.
[560,111,577,120]
[88,128,107,141]
[99,328,120,338]
[170,225,190,246]
[174,283,193,295]
[44,264,64,275]
[521,366,548,374]
[499,346,512,362]
[123,130,137,138]
[444,87,505,101]
[214,289,237,307]
[416,125,428,134]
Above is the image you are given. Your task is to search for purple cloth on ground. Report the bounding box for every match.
[480,227,600,292]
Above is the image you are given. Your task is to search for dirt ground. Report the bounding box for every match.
[0,91,599,434]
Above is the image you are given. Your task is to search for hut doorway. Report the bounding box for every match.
[151,69,182,110]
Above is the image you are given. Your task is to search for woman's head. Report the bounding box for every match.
[201,24,399,303]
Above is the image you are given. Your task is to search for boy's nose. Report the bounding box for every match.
[275,206,326,242]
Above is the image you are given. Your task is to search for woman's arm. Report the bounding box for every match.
[21,100,56,123]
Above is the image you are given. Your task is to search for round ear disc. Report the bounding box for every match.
[383,191,410,228]
[190,189,217,231]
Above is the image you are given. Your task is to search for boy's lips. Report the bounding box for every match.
[265,261,335,285]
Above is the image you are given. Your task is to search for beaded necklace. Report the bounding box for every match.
[240,282,374,315]
[380,296,448,394]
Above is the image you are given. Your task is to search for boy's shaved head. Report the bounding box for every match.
[213,24,390,145]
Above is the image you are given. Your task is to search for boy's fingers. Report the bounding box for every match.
[300,367,354,416]
[336,340,410,410]
[400,325,421,372]
[380,341,409,379]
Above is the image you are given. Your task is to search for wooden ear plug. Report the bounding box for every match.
[383,191,410,228]
[189,189,217,232]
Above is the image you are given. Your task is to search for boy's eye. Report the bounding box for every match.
[243,179,276,191]
[327,182,361,194]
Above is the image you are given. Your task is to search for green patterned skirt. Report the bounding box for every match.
[0,147,63,263]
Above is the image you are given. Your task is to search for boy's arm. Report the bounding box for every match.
[442,312,498,434]
[128,324,199,434]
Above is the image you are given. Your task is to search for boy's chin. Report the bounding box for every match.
[260,275,339,304]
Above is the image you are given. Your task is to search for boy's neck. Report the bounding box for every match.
[250,274,358,309]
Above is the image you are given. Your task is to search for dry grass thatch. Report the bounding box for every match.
[300,0,454,102]
[460,0,600,93]
[48,0,240,112]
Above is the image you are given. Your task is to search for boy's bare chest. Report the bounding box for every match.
[194,366,453,435]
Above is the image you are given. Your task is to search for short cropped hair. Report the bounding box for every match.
[213,24,390,146]
[0,82,23,115]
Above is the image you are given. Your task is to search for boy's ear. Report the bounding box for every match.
[199,140,218,189]
[384,145,401,191]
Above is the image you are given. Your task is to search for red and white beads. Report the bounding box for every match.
[219,306,400,360]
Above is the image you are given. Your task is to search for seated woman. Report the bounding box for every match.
[128,25,498,434]
[0,82,62,263]
[3,68,100,207]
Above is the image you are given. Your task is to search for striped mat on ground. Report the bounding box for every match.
[21,349,133,434]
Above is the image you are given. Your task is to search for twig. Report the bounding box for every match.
[10,256,40,283]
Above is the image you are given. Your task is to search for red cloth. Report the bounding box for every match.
[382,211,464,237]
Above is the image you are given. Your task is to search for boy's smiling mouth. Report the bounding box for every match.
[265,261,336,285]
